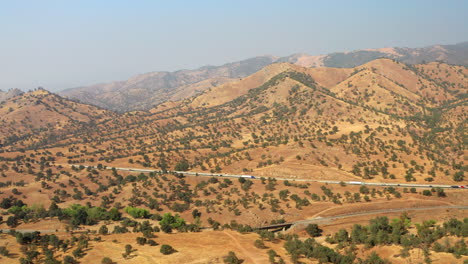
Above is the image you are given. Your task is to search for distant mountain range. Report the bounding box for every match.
[0,88,23,102]
[59,42,468,112]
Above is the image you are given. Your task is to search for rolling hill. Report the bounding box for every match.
[0,88,115,149]
[60,56,278,112]
[4,59,466,185]
[0,58,466,264]
[59,42,468,112]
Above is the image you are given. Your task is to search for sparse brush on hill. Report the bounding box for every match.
[0,58,466,264]
[1,60,466,185]
[59,42,468,112]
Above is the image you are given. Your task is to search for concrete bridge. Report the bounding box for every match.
[255,222,294,232]
[255,205,468,233]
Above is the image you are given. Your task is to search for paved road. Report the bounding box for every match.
[294,205,468,225]
[66,164,467,189]
[257,205,468,230]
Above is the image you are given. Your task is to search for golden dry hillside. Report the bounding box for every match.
[59,42,468,113]
[59,56,279,112]
[0,89,116,149]
[1,59,466,184]
[0,59,466,264]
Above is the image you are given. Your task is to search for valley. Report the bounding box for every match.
[0,58,466,263]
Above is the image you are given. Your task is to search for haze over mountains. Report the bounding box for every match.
[0,88,23,103]
[59,42,468,112]
[2,1,468,262]
[1,41,466,183]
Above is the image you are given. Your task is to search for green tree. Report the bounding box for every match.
[71,206,89,226]
[101,257,113,264]
[305,224,322,237]
[360,185,370,194]
[258,230,275,241]
[136,237,147,245]
[160,244,175,255]
[72,247,84,259]
[351,224,368,243]
[108,207,121,221]
[161,224,172,233]
[422,190,432,196]
[99,225,109,235]
[224,251,243,264]
[175,160,190,171]
[6,216,18,227]
[0,246,9,257]
[254,239,266,249]
[63,256,76,264]
[267,249,277,263]
[124,207,150,218]
[160,213,185,229]
[335,229,349,242]
[124,244,132,257]
[453,171,464,182]
[192,209,201,219]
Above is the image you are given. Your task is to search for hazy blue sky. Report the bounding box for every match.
[1,0,467,91]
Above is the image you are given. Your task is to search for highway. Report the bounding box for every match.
[293,205,468,225]
[256,205,468,230]
[66,164,467,189]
